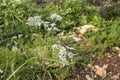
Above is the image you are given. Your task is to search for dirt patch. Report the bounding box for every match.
[76,53,120,80]
[92,53,120,80]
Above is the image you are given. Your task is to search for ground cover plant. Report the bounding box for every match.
[0,0,120,80]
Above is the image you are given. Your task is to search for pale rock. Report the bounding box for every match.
[94,75,97,78]
[114,47,119,51]
[87,64,93,69]
[80,24,97,34]
[118,53,120,57]
[95,68,107,77]
[103,64,108,69]
[94,65,100,69]
[94,65,107,77]
[106,53,112,57]
[32,33,39,38]
[60,36,66,40]
[56,40,61,45]
[111,75,119,80]
[72,36,82,41]
[86,75,92,80]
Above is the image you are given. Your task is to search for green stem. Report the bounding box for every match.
[6,57,36,80]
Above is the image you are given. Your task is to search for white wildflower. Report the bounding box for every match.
[50,23,56,27]
[43,22,50,28]
[26,16,43,27]
[18,34,23,38]
[47,27,60,32]
[26,17,34,26]
[52,44,59,51]
[53,27,60,31]
[12,36,17,39]
[50,13,62,21]
[57,32,64,36]
[30,66,34,69]
[43,21,50,24]
[59,46,67,57]
[0,69,3,73]
[59,45,66,52]
[12,46,18,52]
[51,44,77,66]
[59,57,69,66]
[52,44,69,66]
[68,52,77,59]
[47,27,52,31]
[0,76,3,79]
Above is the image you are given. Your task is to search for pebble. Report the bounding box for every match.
[103,64,108,69]
[95,68,107,77]
[86,75,92,80]
[111,75,119,80]
[118,53,120,57]
[87,64,92,69]
[94,65,107,77]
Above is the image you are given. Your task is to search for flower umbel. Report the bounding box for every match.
[52,44,77,66]
[26,16,43,27]
[50,13,62,21]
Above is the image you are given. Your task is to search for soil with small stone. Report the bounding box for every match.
[75,53,120,80]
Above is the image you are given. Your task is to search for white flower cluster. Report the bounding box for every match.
[26,16,43,27]
[42,22,60,32]
[11,34,23,40]
[26,14,62,32]
[47,23,60,32]
[52,44,77,66]
[50,13,62,21]
[43,22,60,31]
[45,13,62,31]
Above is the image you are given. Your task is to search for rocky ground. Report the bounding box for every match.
[77,52,120,80]
[60,25,120,80]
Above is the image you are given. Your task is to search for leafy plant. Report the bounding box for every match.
[0,0,41,47]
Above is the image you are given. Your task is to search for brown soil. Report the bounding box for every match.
[77,53,120,80]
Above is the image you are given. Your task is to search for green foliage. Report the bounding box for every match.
[84,18,120,55]
[42,0,100,30]
[0,34,84,80]
[0,0,41,47]
[0,0,120,80]
[100,1,120,19]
